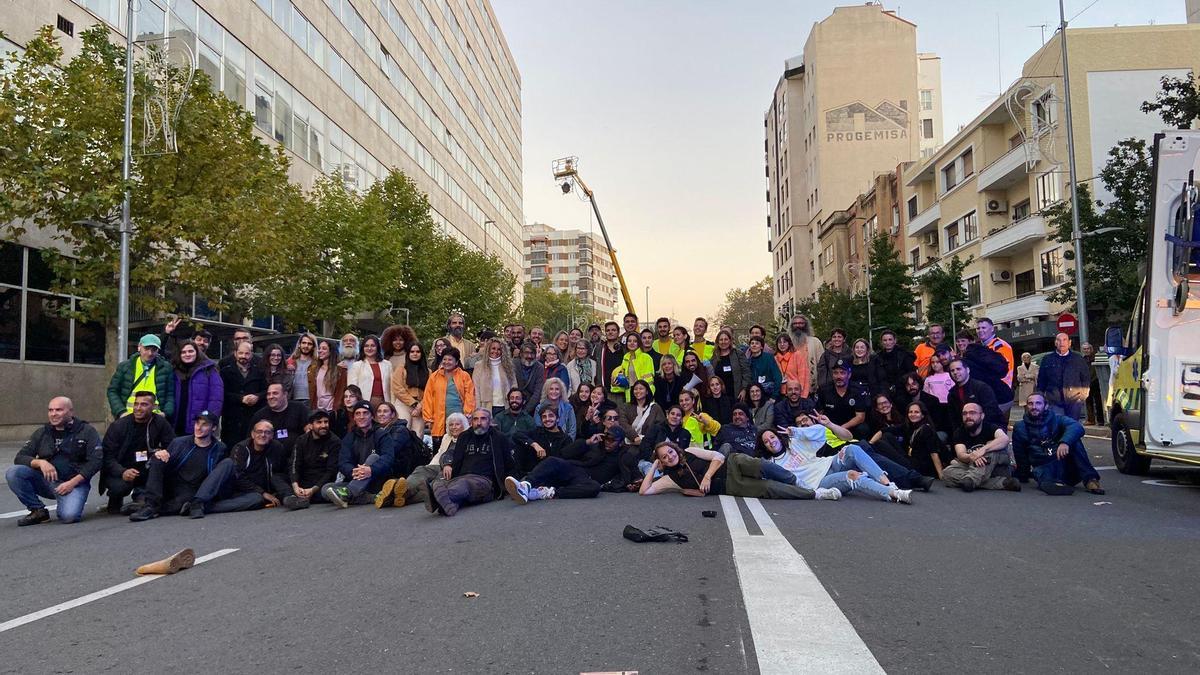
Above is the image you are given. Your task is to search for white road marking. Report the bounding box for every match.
[0,548,239,634]
[1084,435,1110,441]
[0,504,56,519]
[720,495,884,674]
[1140,479,1200,488]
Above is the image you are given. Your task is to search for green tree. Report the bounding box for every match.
[1141,73,1200,129]
[715,276,777,337]
[512,283,597,336]
[866,234,919,347]
[919,255,972,334]
[1042,139,1150,325]
[794,284,869,344]
[0,26,300,360]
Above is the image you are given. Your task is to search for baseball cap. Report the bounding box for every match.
[308,409,331,423]
[193,410,218,425]
[604,427,626,443]
[139,334,162,349]
[831,358,850,372]
[351,401,373,414]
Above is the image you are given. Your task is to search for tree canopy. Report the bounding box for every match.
[714,276,776,337]
[866,234,919,346]
[511,283,599,336]
[919,255,972,334]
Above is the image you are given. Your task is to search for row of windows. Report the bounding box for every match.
[251,0,521,260]
[944,211,979,253]
[912,247,1065,310]
[71,0,522,268]
[0,243,105,365]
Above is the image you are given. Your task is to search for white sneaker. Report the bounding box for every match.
[504,476,528,505]
[815,487,842,501]
[530,486,555,501]
[891,489,913,505]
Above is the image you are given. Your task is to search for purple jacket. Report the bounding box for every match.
[175,359,224,434]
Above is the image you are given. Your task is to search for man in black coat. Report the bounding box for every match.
[947,358,1005,430]
[875,330,916,397]
[220,341,267,446]
[426,408,516,516]
[100,391,175,514]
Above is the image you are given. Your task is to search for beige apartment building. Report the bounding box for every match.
[900,23,1200,354]
[0,0,522,435]
[814,170,904,292]
[766,3,941,318]
[523,223,620,322]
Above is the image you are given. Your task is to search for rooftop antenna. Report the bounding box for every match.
[1028,23,1048,44]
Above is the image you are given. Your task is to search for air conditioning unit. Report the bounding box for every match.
[923,232,938,246]
[986,199,1008,214]
[990,269,1013,282]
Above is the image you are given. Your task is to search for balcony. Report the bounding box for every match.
[905,202,941,238]
[976,143,1043,192]
[911,255,942,278]
[984,292,1052,325]
[980,215,1047,258]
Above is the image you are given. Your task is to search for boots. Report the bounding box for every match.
[135,548,196,575]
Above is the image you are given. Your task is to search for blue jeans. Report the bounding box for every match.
[819,445,896,501]
[1032,440,1100,487]
[760,460,798,485]
[5,465,91,523]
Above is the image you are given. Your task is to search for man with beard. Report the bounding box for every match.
[249,383,309,488]
[161,317,212,359]
[712,405,758,457]
[815,328,850,389]
[444,312,478,369]
[280,410,341,509]
[1012,393,1104,495]
[220,341,267,445]
[514,342,546,415]
[789,314,825,384]
[100,391,175,514]
[528,326,546,357]
[287,332,317,403]
[494,388,536,440]
[622,312,640,337]
[512,406,572,474]
[813,360,868,439]
[507,324,526,356]
[218,327,258,369]
[593,321,623,393]
[183,419,285,517]
[129,411,227,521]
[6,396,103,526]
[773,380,815,431]
[651,318,674,357]
[942,403,1019,492]
[947,358,1005,430]
[426,408,516,516]
[874,330,915,397]
[587,324,602,349]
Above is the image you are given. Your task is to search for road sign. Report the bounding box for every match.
[1057,313,1078,336]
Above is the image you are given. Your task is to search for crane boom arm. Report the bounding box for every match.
[574,175,636,316]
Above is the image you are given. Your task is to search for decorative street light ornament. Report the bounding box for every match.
[137,36,195,156]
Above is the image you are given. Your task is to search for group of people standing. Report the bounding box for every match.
[4,310,1107,527]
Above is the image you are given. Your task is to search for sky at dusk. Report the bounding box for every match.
[492,0,1186,323]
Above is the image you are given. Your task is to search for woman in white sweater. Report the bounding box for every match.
[348,334,393,407]
[472,337,517,413]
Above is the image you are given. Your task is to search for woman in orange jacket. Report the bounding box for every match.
[421,346,477,447]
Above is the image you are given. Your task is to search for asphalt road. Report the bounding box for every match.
[2,437,1199,674]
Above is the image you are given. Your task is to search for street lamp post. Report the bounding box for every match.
[645,286,650,328]
[117,0,135,356]
[1058,0,1089,346]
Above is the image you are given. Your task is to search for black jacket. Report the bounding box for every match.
[513,426,571,474]
[712,422,757,456]
[339,423,398,484]
[15,417,103,483]
[653,374,687,409]
[637,421,692,462]
[289,431,340,488]
[875,348,916,395]
[948,379,1005,429]
[448,428,516,499]
[229,439,283,495]
[101,413,176,485]
[220,360,267,444]
[962,343,1013,405]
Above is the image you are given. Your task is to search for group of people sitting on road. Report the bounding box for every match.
[5,312,1106,526]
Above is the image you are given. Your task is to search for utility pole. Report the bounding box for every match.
[117,0,135,356]
[1059,0,1089,346]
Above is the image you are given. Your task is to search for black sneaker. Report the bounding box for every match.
[917,476,935,492]
[1002,477,1022,492]
[120,500,144,516]
[180,501,205,519]
[960,478,977,493]
[282,495,310,510]
[129,505,159,522]
[17,508,50,527]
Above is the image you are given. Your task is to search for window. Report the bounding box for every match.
[134,0,164,41]
[965,276,981,307]
[922,118,934,139]
[945,222,959,251]
[1036,172,1061,210]
[920,89,933,111]
[1032,90,1056,133]
[849,233,857,259]
[914,298,923,321]
[941,148,974,193]
[961,149,974,177]
[1012,200,1031,222]
[1015,269,1035,296]
[962,211,978,243]
[822,243,834,268]
[910,247,920,268]
[891,206,900,234]
[907,196,918,219]
[942,163,958,192]
[0,243,104,364]
[1041,248,1065,286]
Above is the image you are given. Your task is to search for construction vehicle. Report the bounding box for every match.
[552,157,636,316]
[1109,130,1200,473]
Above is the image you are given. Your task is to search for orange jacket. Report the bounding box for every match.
[914,341,938,378]
[984,336,1015,388]
[421,367,477,437]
